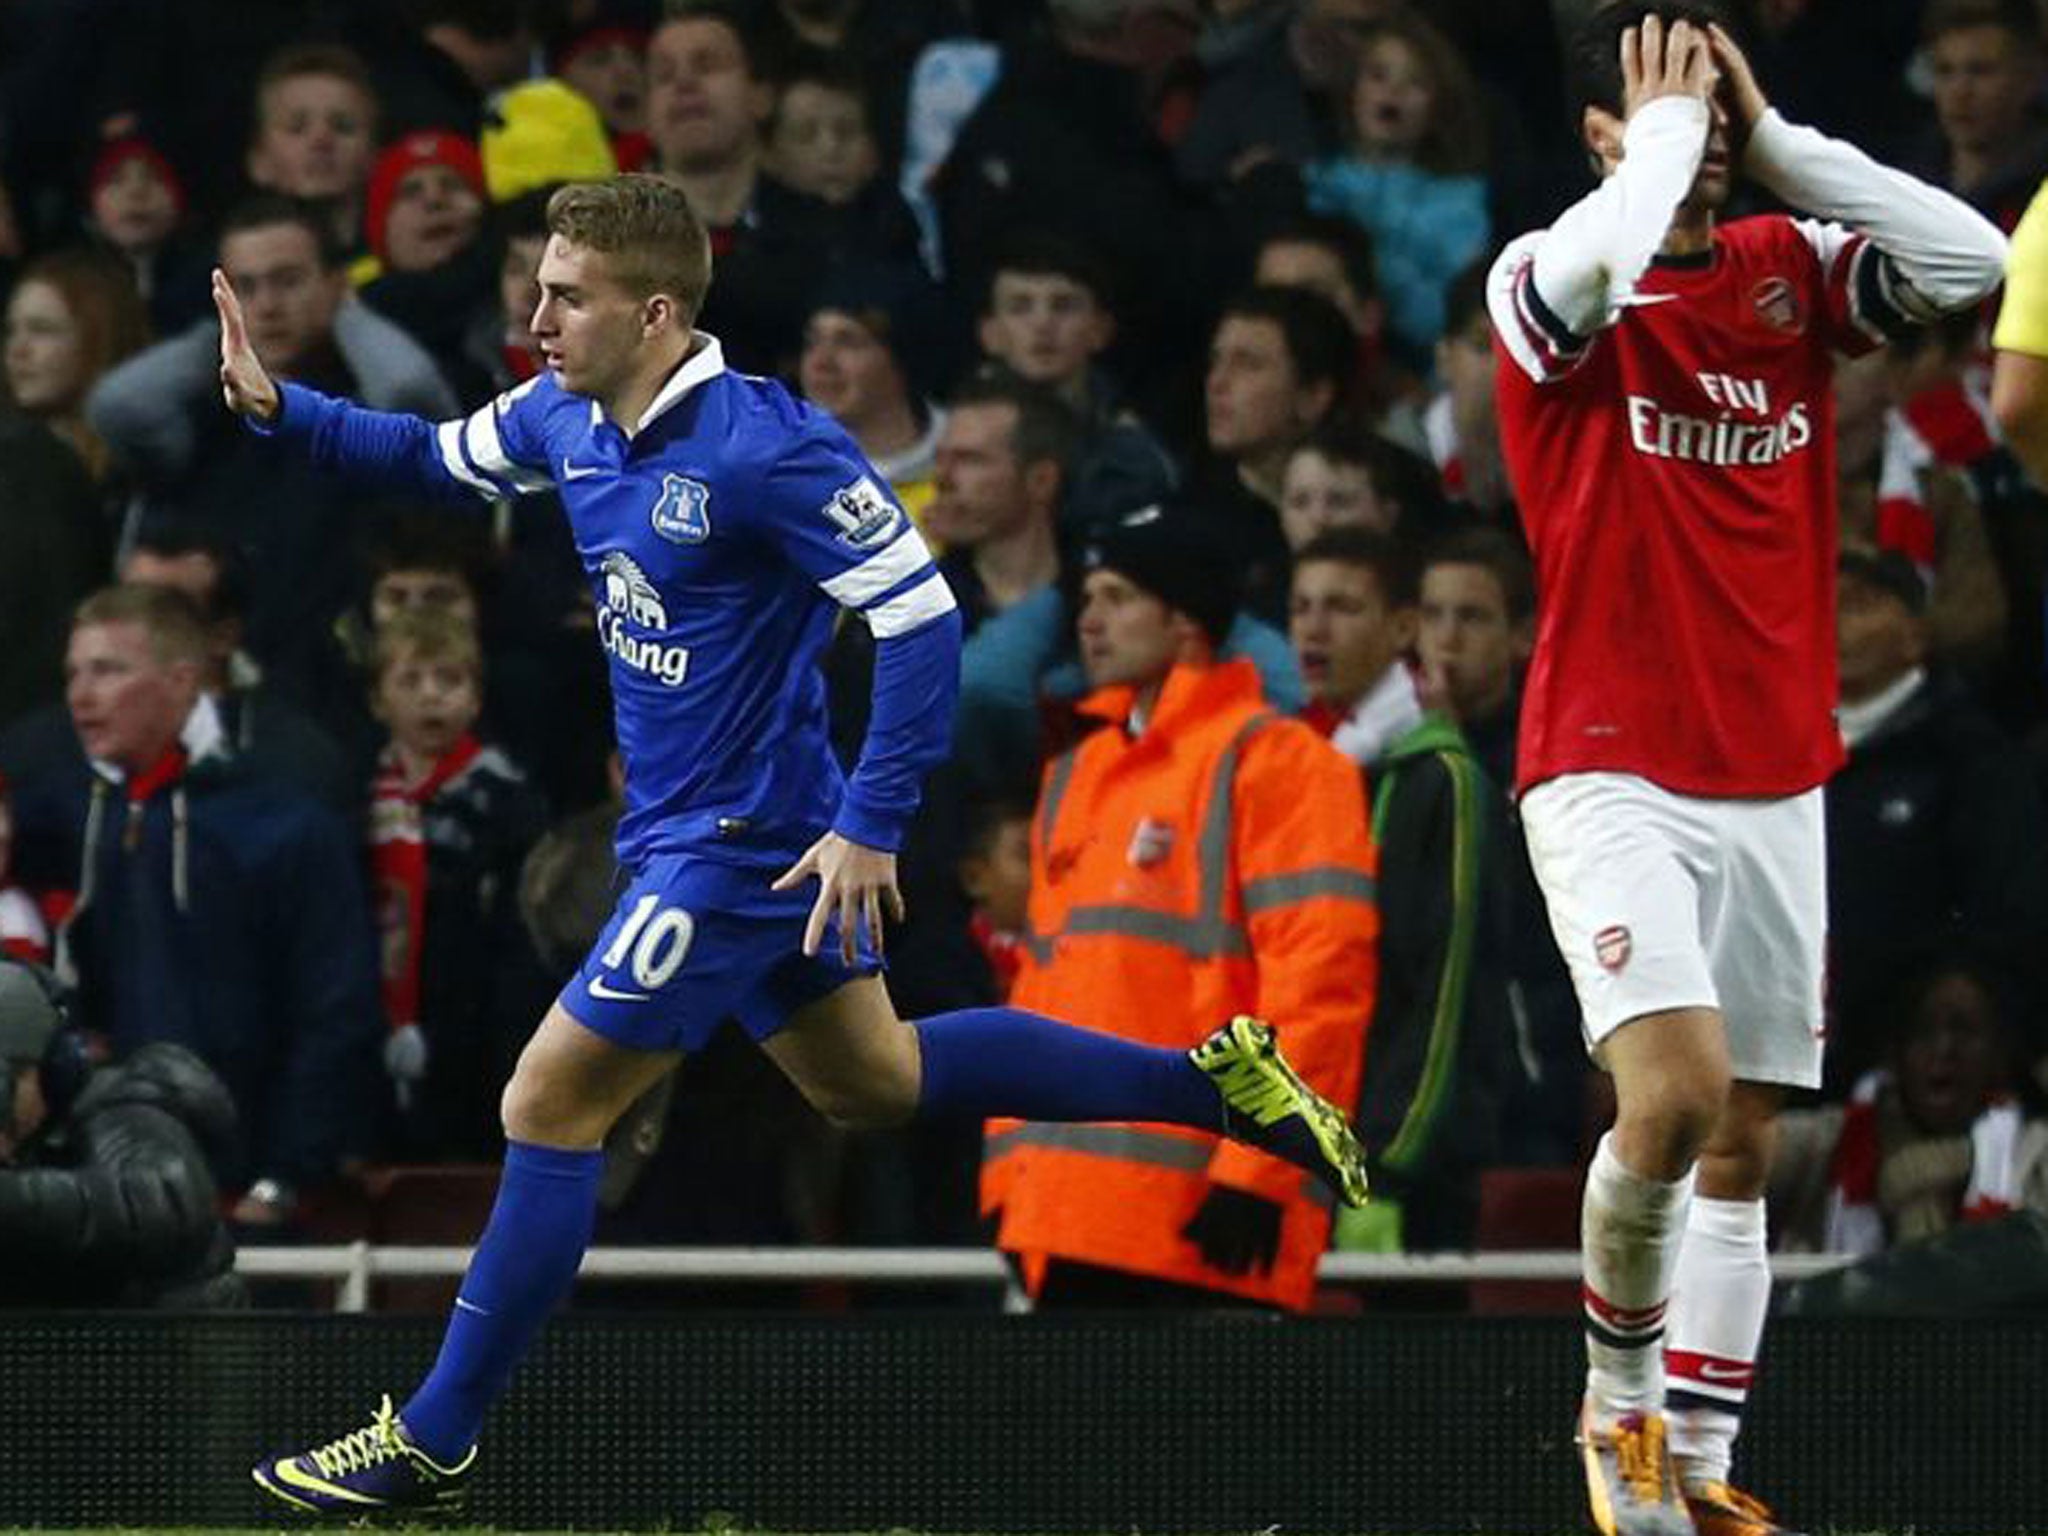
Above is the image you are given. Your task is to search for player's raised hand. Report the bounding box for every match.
[1705,22,1769,139]
[1620,16,1718,121]
[772,830,907,965]
[212,267,281,423]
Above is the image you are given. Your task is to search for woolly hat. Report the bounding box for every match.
[87,128,188,215]
[1082,500,1239,647]
[806,260,947,401]
[481,79,618,203]
[364,130,486,262]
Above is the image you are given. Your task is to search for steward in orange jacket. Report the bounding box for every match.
[981,503,1377,1311]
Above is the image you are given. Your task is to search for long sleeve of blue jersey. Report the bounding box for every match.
[756,431,961,853]
[255,378,556,502]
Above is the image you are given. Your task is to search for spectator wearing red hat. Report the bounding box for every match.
[363,132,488,281]
[359,133,499,408]
[550,16,654,172]
[84,119,212,334]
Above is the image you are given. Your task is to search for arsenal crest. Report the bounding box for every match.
[1593,924,1632,973]
[1750,276,1805,335]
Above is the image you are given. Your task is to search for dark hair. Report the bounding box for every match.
[770,42,871,106]
[1295,525,1421,608]
[1568,1,1734,118]
[1440,255,1493,342]
[127,522,250,626]
[1885,943,2039,1109]
[365,512,493,597]
[959,792,1034,864]
[657,0,767,79]
[947,369,1083,476]
[1921,0,2043,47]
[984,229,1119,315]
[1422,525,1536,626]
[218,192,346,270]
[1345,11,1489,175]
[1287,422,1445,531]
[1218,285,1357,403]
[1257,215,1381,306]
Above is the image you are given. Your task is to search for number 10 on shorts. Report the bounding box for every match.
[601,895,697,989]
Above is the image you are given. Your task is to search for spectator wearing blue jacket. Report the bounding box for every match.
[53,584,381,1229]
[1299,10,1490,368]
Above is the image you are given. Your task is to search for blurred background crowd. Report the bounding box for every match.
[3,0,2047,1307]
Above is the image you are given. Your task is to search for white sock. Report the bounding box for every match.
[1582,1132,1694,1422]
[1665,1195,1769,1492]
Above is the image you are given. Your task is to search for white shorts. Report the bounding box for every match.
[1520,772,1826,1089]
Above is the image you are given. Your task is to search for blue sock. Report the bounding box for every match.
[914,1007,1222,1129]
[400,1141,602,1463]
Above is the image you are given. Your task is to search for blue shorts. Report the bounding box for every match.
[558,851,881,1053]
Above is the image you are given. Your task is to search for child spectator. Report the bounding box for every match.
[366,607,549,1160]
[1300,10,1489,366]
[0,775,50,964]
[956,793,1032,1005]
[244,44,381,258]
[1772,949,2048,1251]
[83,119,207,332]
[766,49,921,262]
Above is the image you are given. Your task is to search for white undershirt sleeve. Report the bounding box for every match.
[1743,107,2008,317]
[1528,95,1710,337]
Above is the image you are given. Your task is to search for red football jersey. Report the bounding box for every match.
[1492,214,1883,798]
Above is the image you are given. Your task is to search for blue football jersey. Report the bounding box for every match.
[269,336,960,869]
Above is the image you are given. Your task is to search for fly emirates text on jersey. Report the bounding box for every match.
[1625,371,1813,468]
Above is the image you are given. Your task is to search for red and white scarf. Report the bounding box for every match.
[368,735,481,1031]
[1823,1068,2022,1254]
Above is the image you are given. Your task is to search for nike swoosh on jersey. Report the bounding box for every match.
[586,977,650,1003]
[1616,291,1682,308]
[562,461,604,480]
[1695,1360,1752,1383]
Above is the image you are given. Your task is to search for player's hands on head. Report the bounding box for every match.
[1619,15,1719,121]
[772,830,906,965]
[211,267,281,423]
[1705,22,1769,139]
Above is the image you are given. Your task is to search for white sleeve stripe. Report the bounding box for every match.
[436,420,498,496]
[819,528,934,607]
[863,571,957,637]
[465,403,552,493]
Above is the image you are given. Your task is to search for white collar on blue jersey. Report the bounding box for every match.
[593,330,728,437]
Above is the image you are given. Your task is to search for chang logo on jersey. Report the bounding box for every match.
[596,551,689,686]
[1624,396,1813,467]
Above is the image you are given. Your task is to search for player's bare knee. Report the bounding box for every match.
[500,1063,603,1148]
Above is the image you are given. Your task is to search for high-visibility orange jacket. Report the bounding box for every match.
[984,658,1378,1310]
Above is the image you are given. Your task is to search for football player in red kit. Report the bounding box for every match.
[1487,8,2007,1535]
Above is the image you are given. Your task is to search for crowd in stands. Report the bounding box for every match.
[4,0,2048,1298]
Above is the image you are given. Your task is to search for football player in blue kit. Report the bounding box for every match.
[226,174,1368,1517]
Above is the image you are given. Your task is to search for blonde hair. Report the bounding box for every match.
[1348,13,1489,176]
[546,173,712,319]
[371,606,483,686]
[73,584,210,668]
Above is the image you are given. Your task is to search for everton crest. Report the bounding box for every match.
[651,473,712,544]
